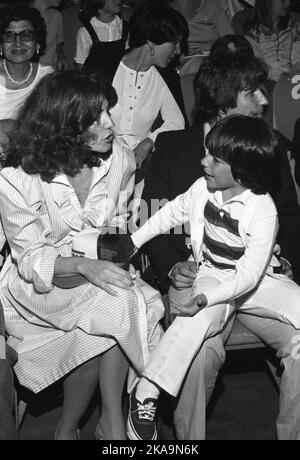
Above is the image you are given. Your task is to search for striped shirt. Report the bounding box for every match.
[203,197,246,270]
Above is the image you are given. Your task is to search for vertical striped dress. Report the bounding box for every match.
[0,143,164,393]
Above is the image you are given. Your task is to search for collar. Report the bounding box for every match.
[214,188,252,207]
[92,15,120,27]
[52,155,112,189]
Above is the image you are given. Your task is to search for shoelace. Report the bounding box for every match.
[134,401,156,421]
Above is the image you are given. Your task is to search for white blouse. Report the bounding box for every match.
[0,65,53,120]
[111,61,185,149]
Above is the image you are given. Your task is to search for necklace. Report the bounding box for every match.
[3,60,33,85]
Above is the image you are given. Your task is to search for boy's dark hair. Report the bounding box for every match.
[193,54,268,124]
[128,0,188,48]
[206,115,278,195]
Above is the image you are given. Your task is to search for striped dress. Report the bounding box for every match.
[0,143,164,393]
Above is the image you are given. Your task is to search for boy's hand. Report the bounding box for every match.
[177,294,208,317]
[170,261,197,290]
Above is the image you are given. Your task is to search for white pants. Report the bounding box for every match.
[142,267,300,440]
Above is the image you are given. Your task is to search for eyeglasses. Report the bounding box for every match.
[2,30,36,43]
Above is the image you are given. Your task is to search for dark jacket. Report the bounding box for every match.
[141,126,300,291]
[141,126,205,292]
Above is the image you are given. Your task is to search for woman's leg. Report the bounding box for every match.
[56,356,101,440]
[97,345,129,440]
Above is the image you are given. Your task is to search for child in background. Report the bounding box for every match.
[75,0,127,72]
[128,115,300,440]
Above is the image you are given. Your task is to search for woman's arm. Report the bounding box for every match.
[132,178,204,248]
[0,170,132,294]
[54,256,133,295]
[75,27,93,67]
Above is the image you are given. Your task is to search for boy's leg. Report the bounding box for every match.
[173,316,234,440]
[143,275,232,397]
[127,274,232,440]
[239,276,300,440]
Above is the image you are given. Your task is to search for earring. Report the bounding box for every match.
[150,47,155,57]
[36,46,40,55]
[0,49,2,57]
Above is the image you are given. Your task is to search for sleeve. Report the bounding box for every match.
[202,200,278,307]
[0,172,61,293]
[75,27,93,64]
[148,78,185,144]
[132,180,200,249]
[110,145,136,229]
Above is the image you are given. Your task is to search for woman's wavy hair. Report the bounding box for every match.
[245,0,291,33]
[128,0,189,48]
[0,3,47,58]
[193,54,268,125]
[206,115,278,195]
[3,71,117,182]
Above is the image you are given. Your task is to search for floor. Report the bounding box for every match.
[19,348,279,441]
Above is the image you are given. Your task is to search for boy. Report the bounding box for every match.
[128,115,300,440]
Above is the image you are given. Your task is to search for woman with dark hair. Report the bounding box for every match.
[110,0,186,169]
[0,3,52,121]
[245,0,300,81]
[0,70,164,440]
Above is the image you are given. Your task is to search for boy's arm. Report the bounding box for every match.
[132,179,204,249]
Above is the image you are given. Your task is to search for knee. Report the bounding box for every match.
[204,334,226,373]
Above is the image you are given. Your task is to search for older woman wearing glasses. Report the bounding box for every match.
[0,3,53,123]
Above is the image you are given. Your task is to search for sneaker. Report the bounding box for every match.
[127,389,158,440]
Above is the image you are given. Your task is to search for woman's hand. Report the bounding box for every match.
[77,258,134,296]
[134,138,154,168]
[177,294,208,317]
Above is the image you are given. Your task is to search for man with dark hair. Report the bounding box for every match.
[140,52,300,440]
